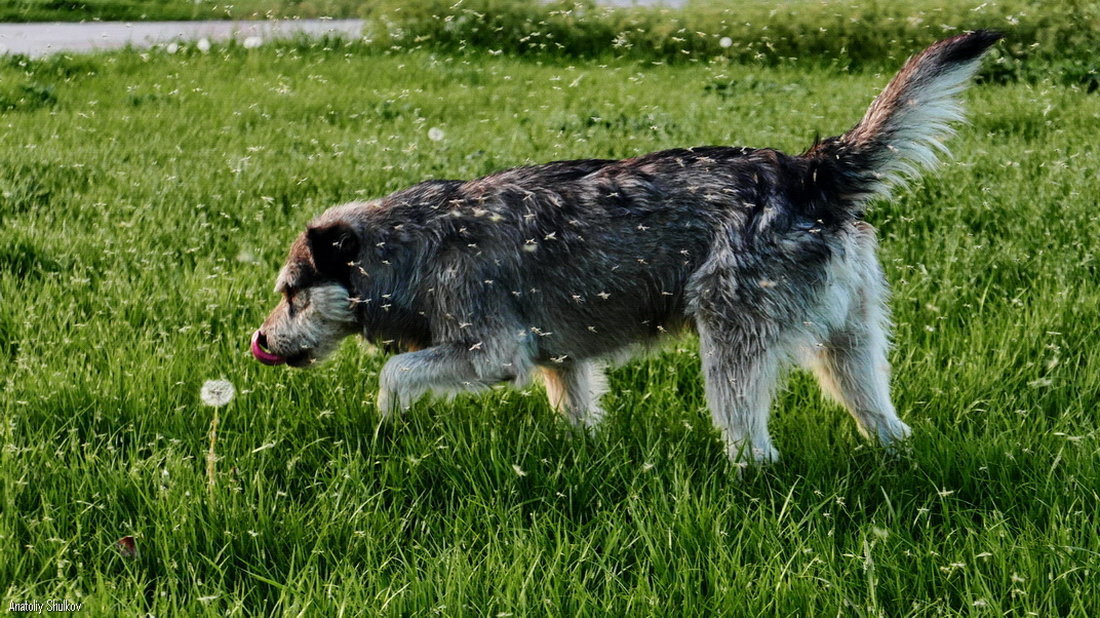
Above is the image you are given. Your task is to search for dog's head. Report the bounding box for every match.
[252,218,361,367]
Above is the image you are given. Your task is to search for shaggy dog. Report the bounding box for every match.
[252,31,1001,464]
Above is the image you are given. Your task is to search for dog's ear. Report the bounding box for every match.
[306,221,360,282]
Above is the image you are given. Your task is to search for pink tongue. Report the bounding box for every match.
[251,331,286,366]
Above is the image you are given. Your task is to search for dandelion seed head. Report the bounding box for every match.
[200,379,235,407]
[197,38,211,53]
[235,248,258,264]
[719,36,733,49]
[166,42,179,55]
[428,127,446,141]
[243,36,263,49]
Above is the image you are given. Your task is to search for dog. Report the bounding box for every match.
[252,31,1002,464]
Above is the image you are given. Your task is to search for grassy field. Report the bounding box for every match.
[1,30,1099,617]
[4,0,1099,87]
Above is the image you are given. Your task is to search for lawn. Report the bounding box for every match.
[1,31,1098,616]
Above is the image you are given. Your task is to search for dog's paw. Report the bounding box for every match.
[562,405,606,436]
[376,387,410,419]
[376,388,394,419]
[878,418,912,450]
[880,422,914,459]
[726,439,779,468]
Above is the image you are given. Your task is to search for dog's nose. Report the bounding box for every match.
[251,330,287,366]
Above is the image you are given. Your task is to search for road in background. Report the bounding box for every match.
[0,19,365,57]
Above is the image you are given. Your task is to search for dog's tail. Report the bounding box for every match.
[804,30,1002,209]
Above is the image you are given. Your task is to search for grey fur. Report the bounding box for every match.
[255,31,1001,464]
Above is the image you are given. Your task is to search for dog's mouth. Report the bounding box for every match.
[251,330,287,366]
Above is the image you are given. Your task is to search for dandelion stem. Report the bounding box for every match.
[207,407,219,502]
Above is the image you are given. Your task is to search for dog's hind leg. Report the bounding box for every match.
[696,318,782,465]
[807,326,911,448]
[804,262,911,448]
[541,361,608,430]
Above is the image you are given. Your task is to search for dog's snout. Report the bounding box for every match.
[251,329,287,366]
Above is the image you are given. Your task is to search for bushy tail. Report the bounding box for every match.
[805,30,1002,207]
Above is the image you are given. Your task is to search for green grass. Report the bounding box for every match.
[4,0,1100,92]
[1,35,1099,616]
[361,0,1100,81]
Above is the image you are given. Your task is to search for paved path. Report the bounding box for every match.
[0,19,365,57]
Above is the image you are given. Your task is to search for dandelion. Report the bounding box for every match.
[235,249,259,264]
[201,379,233,502]
[428,127,446,142]
[719,36,733,49]
[197,38,211,53]
[200,379,235,407]
[166,42,179,55]
[243,36,263,49]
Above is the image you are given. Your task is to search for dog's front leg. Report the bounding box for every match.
[377,342,525,416]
